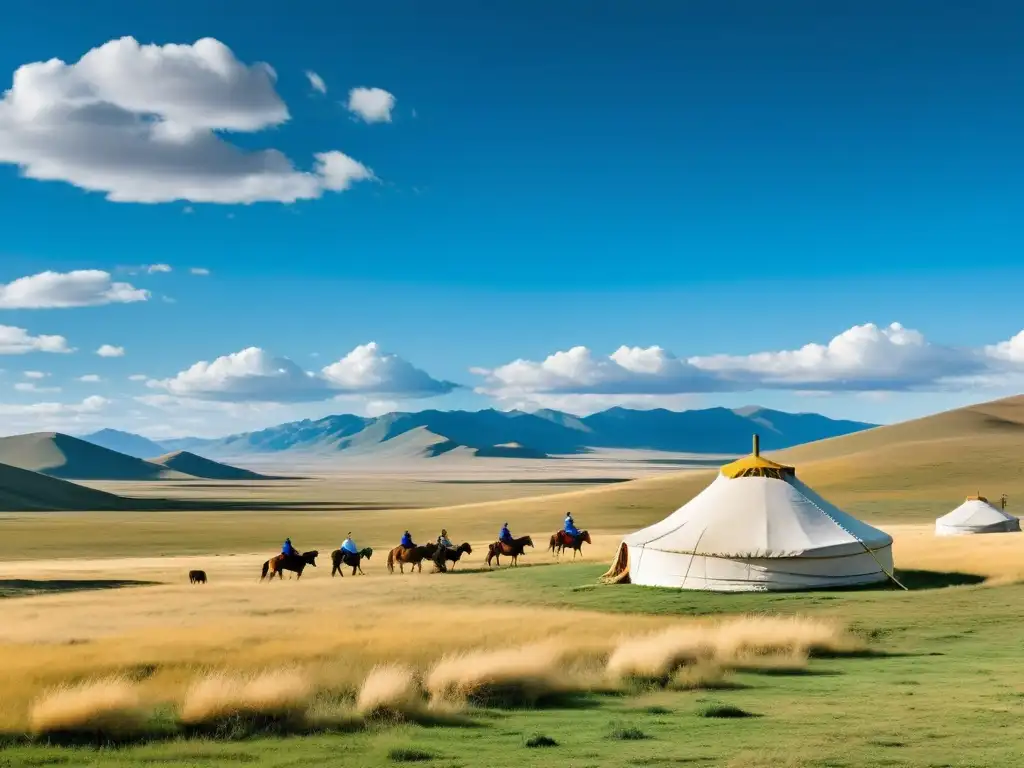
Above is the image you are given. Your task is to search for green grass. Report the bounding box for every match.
[4,564,1024,766]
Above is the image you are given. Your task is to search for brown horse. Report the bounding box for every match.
[436,542,472,571]
[260,550,318,581]
[486,535,534,567]
[188,569,207,584]
[549,530,592,558]
[330,547,373,577]
[386,543,439,574]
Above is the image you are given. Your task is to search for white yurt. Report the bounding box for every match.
[934,495,1019,536]
[602,435,894,591]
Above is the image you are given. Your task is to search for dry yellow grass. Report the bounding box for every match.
[29,678,149,737]
[179,668,314,725]
[355,664,425,719]
[604,616,858,682]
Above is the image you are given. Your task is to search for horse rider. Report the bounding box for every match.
[433,528,453,571]
[563,512,580,541]
[400,530,415,549]
[281,537,299,557]
[499,522,514,546]
[341,532,359,556]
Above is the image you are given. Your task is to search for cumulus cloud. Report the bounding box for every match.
[0,36,375,204]
[15,381,61,393]
[0,270,148,309]
[0,395,110,436]
[474,344,724,402]
[96,344,125,357]
[128,374,148,381]
[23,371,48,379]
[473,322,1023,407]
[149,343,459,403]
[689,322,981,391]
[0,325,73,355]
[190,267,210,276]
[78,374,102,382]
[147,263,172,273]
[305,70,326,94]
[347,87,396,123]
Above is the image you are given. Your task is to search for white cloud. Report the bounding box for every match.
[0,325,73,355]
[149,343,459,403]
[190,267,210,276]
[0,395,111,436]
[147,263,172,273]
[474,344,723,403]
[128,374,148,381]
[23,371,48,379]
[689,323,980,391]
[347,87,396,123]
[305,70,326,94]
[15,381,61,393]
[96,344,125,357]
[0,36,375,204]
[473,322,1019,406]
[0,270,148,309]
[78,374,102,382]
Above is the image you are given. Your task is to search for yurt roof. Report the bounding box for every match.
[719,434,794,479]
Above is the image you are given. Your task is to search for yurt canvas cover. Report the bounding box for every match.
[935,496,1020,536]
[603,436,894,592]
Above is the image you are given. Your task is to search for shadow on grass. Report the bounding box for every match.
[0,579,158,599]
[895,570,986,590]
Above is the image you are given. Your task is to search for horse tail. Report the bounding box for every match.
[260,560,269,580]
[387,547,395,573]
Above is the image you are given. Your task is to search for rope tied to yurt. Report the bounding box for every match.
[801,493,907,591]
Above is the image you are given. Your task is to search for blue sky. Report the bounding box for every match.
[2,0,1024,438]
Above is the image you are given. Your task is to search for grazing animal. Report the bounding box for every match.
[436,542,472,571]
[188,570,207,584]
[260,550,318,581]
[549,529,592,558]
[331,547,373,577]
[386,542,438,574]
[486,535,534,567]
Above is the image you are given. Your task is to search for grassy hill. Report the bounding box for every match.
[0,461,129,511]
[397,395,1024,532]
[0,433,191,481]
[148,451,270,480]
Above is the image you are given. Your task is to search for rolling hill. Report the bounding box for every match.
[159,405,874,459]
[396,395,1024,530]
[78,429,168,459]
[148,451,271,480]
[0,461,129,511]
[0,433,191,481]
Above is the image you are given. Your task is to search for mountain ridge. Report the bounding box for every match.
[120,405,876,460]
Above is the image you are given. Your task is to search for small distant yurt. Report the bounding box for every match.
[602,435,894,591]
[934,495,1020,536]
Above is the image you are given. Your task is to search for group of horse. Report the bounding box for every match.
[256,528,591,582]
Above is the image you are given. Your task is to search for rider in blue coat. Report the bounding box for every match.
[563,512,579,538]
[282,538,298,556]
[499,522,513,544]
[341,532,358,555]
[400,530,415,548]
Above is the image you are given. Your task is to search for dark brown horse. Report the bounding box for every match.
[486,535,534,567]
[549,530,592,558]
[435,542,472,571]
[330,547,373,577]
[188,569,207,584]
[260,550,318,581]
[387,543,438,574]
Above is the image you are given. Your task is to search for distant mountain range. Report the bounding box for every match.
[80,406,876,460]
[0,432,272,482]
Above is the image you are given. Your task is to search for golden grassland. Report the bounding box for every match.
[5,397,1024,764]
